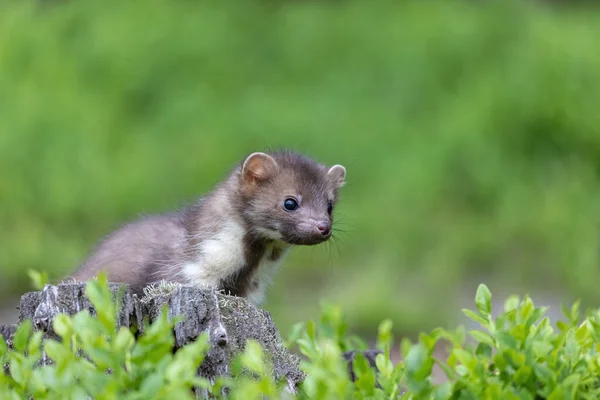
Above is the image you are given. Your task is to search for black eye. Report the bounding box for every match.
[327,201,333,214]
[283,198,299,211]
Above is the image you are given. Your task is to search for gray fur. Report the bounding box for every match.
[69,150,346,301]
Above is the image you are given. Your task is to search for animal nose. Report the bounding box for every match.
[316,221,331,236]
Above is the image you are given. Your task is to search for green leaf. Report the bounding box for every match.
[9,359,25,387]
[306,319,316,342]
[510,324,527,342]
[0,332,7,357]
[525,306,548,328]
[469,330,495,347]
[419,332,437,353]
[43,340,69,365]
[518,389,535,400]
[239,340,266,376]
[561,304,571,322]
[531,342,553,359]
[26,331,43,361]
[353,352,376,395]
[455,325,466,346]
[405,343,426,374]
[562,373,580,395]
[493,353,507,371]
[514,365,532,385]
[27,368,48,397]
[405,343,433,380]
[570,301,581,323]
[286,322,304,347]
[518,298,534,324]
[85,275,117,334]
[507,349,526,367]
[12,320,32,353]
[375,352,393,377]
[455,365,469,377]
[405,342,434,395]
[504,295,520,313]
[475,343,492,359]
[556,321,569,332]
[485,383,502,399]
[377,319,394,353]
[495,331,518,349]
[114,327,135,353]
[434,358,455,380]
[27,269,48,290]
[475,284,492,316]
[495,314,506,331]
[400,337,412,359]
[433,382,452,400]
[548,386,565,400]
[575,321,590,342]
[52,314,72,339]
[452,348,475,371]
[462,309,489,327]
[532,363,554,385]
[297,340,317,360]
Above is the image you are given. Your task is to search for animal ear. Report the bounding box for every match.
[327,164,346,188]
[242,152,279,182]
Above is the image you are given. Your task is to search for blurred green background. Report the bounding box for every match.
[2,0,600,339]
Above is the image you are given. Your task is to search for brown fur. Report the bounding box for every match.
[69,150,346,302]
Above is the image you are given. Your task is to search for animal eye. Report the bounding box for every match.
[283,198,299,211]
[327,201,333,214]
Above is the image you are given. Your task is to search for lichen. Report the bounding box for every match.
[140,280,183,303]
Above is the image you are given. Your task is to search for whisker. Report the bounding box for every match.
[328,235,343,260]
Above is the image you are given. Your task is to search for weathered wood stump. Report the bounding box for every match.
[0,282,305,396]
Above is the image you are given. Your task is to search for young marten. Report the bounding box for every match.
[69,150,346,306]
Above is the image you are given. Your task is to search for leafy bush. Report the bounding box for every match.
[2,279,600,399]
[1,277,214,399]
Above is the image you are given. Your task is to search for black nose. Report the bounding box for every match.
[316,221,331,236]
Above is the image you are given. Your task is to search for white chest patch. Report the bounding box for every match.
[246,243,291,306]
[181,220,292,306]
[182,220,247,288]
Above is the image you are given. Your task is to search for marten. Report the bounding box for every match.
[69,150,346,306]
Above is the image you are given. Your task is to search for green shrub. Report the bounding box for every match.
[2,279,600,399]
[1,276,214,399]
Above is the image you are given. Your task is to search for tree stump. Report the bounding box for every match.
[1,282,305,396]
